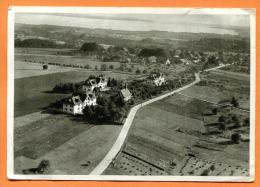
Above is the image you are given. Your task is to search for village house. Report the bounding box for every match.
[63,92,97,115]
[147,56,157,63]
[81,92,97,107]
[180,58,190,65]
[193,58,201,64]
[82,75,108,92]
[165,58,171,65]
[120,87,132,102]
[149,73,166,86]
[62,95,84,115]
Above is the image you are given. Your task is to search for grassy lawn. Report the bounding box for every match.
[14,113,122,174]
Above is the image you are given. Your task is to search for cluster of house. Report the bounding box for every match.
[62,92,97,115]
[62,73,167,115]
[146,56,171,65]
[82,75,108,92]
[62,75,133,115]
[149,72,166,86]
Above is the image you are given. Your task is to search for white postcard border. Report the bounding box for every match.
[7,7,256,182]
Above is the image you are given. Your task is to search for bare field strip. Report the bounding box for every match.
[14,114,122,174]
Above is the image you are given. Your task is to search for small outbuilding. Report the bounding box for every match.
[120,88,132,102]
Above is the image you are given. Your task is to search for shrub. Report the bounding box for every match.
[135,69,141,74]
[231,97,239,107]
[43,64,48,70]
[201,169,210,176]
[37,160,50,174]
[80,42,99,52]
[243,118,250,126]
[212,108,218,115]
[109,64,114,69]
[231,132,241,144]
[219,123,227,131]
[100,64,107,71]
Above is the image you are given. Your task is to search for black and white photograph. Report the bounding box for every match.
[7,7,255,181]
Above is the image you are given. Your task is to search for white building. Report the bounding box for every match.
[82,75,107,92]
[165,58,171,65]
[62,95,84,115]
[120,88,132,102]
[63,92,97,115]
[147,56,157,63]
[82,92,97,107]
[150,73,166,86]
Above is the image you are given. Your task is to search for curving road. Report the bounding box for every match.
[90,64,230,175]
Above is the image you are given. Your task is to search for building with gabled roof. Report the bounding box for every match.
[149,72,166,86]
[147,56,157,63]
[62,95,84,115]
[62,91,97,115]
[82,75,108,92]
[81,91,97,107]
[120,88,132,102]
[165,58,171,65]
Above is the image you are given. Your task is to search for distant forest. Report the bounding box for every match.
[14,24,250,53]
[15,38,67,48]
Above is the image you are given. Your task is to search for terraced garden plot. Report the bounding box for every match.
[124,144,181,170]
[104,152,168,176]
[175,156,248,176]
[192,141,249,168]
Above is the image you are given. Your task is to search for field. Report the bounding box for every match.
[15,61,74,79]
[181,69,250,110]
[15,48,122,69]
[104,69,250,176]
[14,113,122,174]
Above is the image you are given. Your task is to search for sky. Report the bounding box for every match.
[15,12,250,35]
